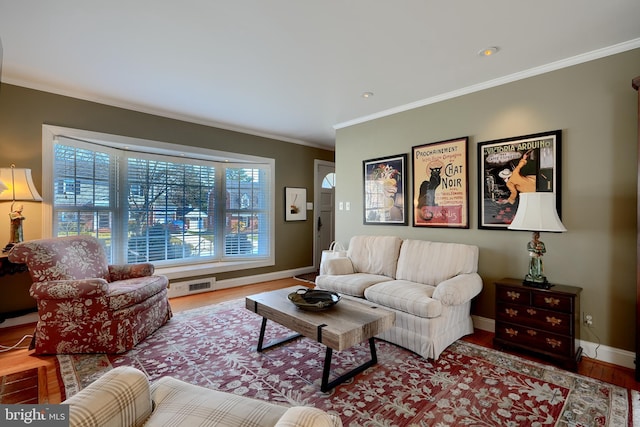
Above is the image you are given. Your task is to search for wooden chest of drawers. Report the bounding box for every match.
[494,278,582,371]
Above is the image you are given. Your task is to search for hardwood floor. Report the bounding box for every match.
[1,277,638,405]
[462,328,640,391]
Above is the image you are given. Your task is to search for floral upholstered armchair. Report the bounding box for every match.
[8,235,172,354]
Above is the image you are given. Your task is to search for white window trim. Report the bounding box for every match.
[42,124,275,279]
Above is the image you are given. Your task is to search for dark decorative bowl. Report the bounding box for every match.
[288,288,341,311]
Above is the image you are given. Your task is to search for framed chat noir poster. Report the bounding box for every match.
[412,137,469,228]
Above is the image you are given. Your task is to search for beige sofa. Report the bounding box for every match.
[315,235,482,360]
[64,366,342,427]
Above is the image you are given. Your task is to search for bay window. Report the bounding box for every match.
[43,125,274,274]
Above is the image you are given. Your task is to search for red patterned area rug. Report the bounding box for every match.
[57,299,637,426]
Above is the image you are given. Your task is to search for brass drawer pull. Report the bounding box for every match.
[507,291,520,301]
[544,297,560,307]
[546,316,562,327]
[506,308,518,317]
[546,338,562,349]
[526,330,537,336]
[527,308,537,315]
[505,328,518,337]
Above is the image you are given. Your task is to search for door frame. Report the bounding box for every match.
[313,159,335,271]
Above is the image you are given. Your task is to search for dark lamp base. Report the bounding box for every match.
[2,242,15,253]
[522,278,554,290]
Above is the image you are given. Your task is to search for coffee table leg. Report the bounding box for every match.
[320,337,378,392]
[256,317,302,352]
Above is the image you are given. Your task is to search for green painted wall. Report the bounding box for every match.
[0,83,334,281]
[335,48,640,352]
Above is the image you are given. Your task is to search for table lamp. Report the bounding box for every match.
[507,192,566,289]
[0,164,43,252]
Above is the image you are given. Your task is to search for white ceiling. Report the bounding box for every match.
[1,1,639,149]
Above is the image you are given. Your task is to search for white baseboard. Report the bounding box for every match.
[204,266,317,291]
[0,312,38,329]
[472,314,495,334]
[472,315,636,370]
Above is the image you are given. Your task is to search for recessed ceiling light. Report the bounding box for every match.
[362,92,374,98]
[479,46,499,57]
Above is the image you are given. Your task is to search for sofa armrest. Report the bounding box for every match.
[30,278,109,300]
[148,376,288,426]
[432,273,483,306]
[275,406,343,427]
[321,257,354,276]
[108,263,155,281]
[65,366,152,427]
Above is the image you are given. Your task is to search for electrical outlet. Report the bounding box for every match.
[583,313,593,327]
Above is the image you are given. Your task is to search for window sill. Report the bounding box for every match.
[155,258,274,280]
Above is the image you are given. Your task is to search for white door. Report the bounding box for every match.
[314,160,335,270]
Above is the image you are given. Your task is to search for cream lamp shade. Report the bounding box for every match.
[507,192,566,232]
[0,166,43,202]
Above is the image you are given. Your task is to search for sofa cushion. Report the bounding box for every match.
[347,235,402,278]
[108,275,170,311]
[364,280,443,318]
[395,240,479,286]
[315,274,391,297]
[148,376,288,426]
[321,257,354,276]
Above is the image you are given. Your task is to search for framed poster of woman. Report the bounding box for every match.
[362,154,408,225]
[477,130,562,229]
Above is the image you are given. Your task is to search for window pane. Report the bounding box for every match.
[53,143,115,261]
[54,210,113,262]
[224,167,269,257]
[322,172,336,188]
[126,158,215,263]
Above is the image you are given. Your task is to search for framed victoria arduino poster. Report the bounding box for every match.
[477,130,562,229]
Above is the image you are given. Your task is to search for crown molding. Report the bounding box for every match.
[335,38,640,130]
[1,76,333,151]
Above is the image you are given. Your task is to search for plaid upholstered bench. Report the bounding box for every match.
[64,366,342,427]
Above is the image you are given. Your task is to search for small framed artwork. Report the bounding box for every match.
[412,137,469,228]
[285,187,307,221]
[362,154,408,225]
[477,129,561,230]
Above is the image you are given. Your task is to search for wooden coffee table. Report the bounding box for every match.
[245,286,395,392]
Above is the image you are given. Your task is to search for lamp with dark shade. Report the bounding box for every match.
[0,164,43,252]
[507,192,566,289]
